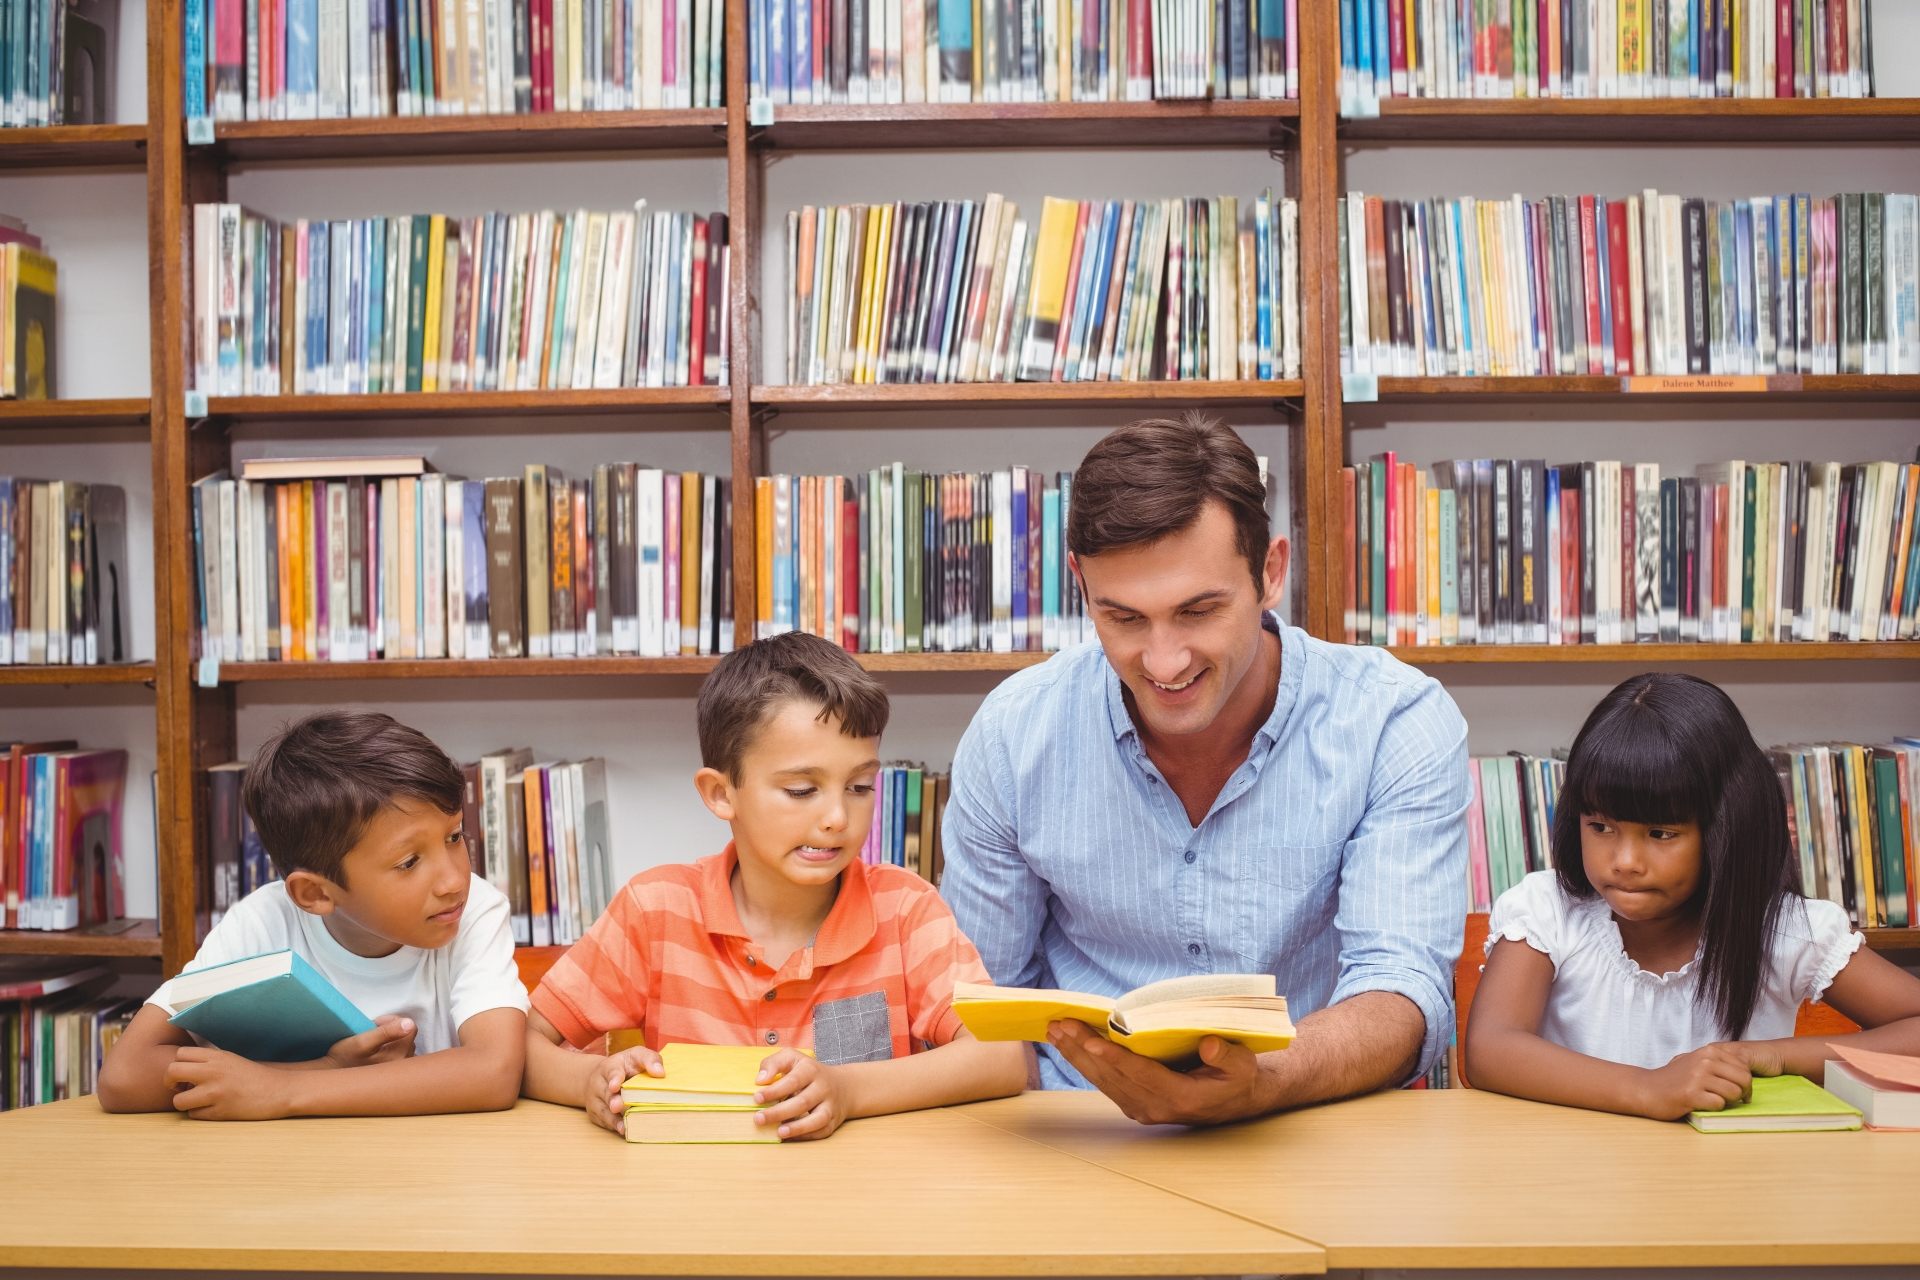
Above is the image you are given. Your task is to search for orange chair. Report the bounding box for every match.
[1453,912,1859,1088]
[515,944,646,1054]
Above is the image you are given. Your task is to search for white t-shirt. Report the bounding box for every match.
[1485,870,1861,1070]
[149,874,529,1055]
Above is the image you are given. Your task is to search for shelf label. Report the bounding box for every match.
[196,655,220,688]
[1342,373,1379,403]
[1622,375,1769,394]
[185,390,208,418]
[187,116,215,145]
[748,98,774,127]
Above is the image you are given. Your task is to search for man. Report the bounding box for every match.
[942,415,1469,1126]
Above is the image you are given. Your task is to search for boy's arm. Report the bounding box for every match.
[96,1004,199,1112]
[750,1029,1027,1140]
[163,1007,528,1119]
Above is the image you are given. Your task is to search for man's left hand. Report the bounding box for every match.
[1046,1020,1269,1126]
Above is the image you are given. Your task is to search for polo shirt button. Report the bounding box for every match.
[745,957,756,967]
[1184,850,1196,864]
[1187,943,1201,955]
[765,1031,779,1045]
[764,990,776,1001]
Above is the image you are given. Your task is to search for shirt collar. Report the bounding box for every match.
[1102,611,1299,759]
[697,843,880,977]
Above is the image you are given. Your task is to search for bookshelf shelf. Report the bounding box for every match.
[0,399,150,430]
[1390,643,1920,665]
[857,651,1053,671]
[0,920,162,957]
[1366,375,1920,403]
[0,124,147,169]
[203,387,730,422]
[754,380,1306,412]
[217,657,722,680]
[0,663,156,686]
[1343,97,1920,144]
[757,100,1302,151]
[1866,928,1920,952]
[202,109,730,161]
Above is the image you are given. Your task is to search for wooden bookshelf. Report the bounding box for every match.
[204,109,728,161]
[217,657,721,681]
[1368,375,1920,402]
[1343,97,1920,144]
[0,920,162,957]
[0,124,147,168]
[0,399,150,430]
[1866,928,1920,953]
[755,380,1307,411]
[203,387,730,422]
[757,99,1301,151]
[0,663,156,686]
[1391,643,1920,665]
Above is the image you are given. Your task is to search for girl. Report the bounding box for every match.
[1466,672,1920,1121]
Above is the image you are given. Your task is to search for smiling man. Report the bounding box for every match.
[941,415,1470,1125]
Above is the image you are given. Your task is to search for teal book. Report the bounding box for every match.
[164,950,375,1063]
[1369,460,1387,645]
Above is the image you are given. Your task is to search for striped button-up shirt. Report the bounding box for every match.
[941,617,1470,1089]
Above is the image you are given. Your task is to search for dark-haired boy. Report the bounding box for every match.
[97,712,529,1119]
[523,631,1026,1139]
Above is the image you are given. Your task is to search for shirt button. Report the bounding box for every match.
[1184,850,1196,864]
[745,956,756,967]
[765,1030,779,1045]
[764,990,777,1001]
[1187,943,1201,956]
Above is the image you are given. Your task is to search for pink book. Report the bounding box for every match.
[663,0,677,100]
[367,482,380,657]
[1465,763,1491,912]
[1285,0,1297,96]
[0,226,43,251]
[662,471,680,643]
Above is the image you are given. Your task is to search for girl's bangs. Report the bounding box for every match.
[1566,714,1708,827]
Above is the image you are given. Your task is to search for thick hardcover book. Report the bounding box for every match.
[1491,460,1513,644]
[483,477,524,658]
[1680,476,1700,641]
[163,950,377,1063]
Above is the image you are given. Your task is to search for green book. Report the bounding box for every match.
[1740,467,1757,642]
[904,470,923,653]
[405,216,431,393]
[905,767,924,875]
[1370,461,1387,645]
[1871,750,1909,928]
[1688,1074,1861,1133]
[1479,758,1511,899]
[1863,192,1885,373]
[1840,193,1863,374]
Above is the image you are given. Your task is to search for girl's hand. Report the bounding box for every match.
[587,1045,664,1137]
[751,1050,852,1140]
[1638,1042,1758,1120]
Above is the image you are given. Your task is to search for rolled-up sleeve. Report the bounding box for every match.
[1327,676,1471,1081]
[939,697,1053,991]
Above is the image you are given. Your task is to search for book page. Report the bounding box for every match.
[1112,972,1276,1014]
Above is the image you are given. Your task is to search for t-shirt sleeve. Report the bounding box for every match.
[1486,870,1566,966]
[898,884,991,1050]
[446,876,532,1034]
[145,885,295,1011]
[1779,896,1863,1006]
[529,874,658,1050]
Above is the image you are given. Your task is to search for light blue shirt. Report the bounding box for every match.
[941,617,1470,1090]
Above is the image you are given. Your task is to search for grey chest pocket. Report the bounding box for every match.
[811,991,894,1065]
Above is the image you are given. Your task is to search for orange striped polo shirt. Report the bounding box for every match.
[531,844,990,1063]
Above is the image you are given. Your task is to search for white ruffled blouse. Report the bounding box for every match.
[1484,870,1861,1069]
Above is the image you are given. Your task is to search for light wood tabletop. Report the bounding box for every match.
[0,1097,1322,1276]
[953,1087,1920,1270]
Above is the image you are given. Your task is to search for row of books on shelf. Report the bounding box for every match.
[1342,456,1920,647]
[0,0,117,127]
[1338,0,1878,104]
[749,0,1298,105]
[754,466,1100,653]
[1,220,58,400]
[864,764,948,880]
[1464,736,1919,931]
[463,750,613,946]
[785,190,1301,386]
[189,458,735,665]
[189,203,730,398]
[0,480,131,667]
[1337,190,1920,380]
[2,741,130,932]
[185,0,723,123]
[1,962,137,1112]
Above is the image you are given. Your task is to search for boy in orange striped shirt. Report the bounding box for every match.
[522,632,1026,1139]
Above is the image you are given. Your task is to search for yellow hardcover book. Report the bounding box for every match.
[620,1043,810,1106]
[420,215,447,391]
[1846,745,1879,927]
[856,204,885,383]
[755,476,773,635]
[1018,197,1081,382]
[953,974,1294,1063]
[13,247,55,400]
[1,244,16,396]
[622,1107,780,1143]
[680,471,701,654]
[1426,486,1442,642]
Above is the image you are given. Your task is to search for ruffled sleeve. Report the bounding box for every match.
[1486,870,1568,965]
[1776,896,1863,1005]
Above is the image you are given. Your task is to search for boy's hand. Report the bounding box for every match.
[751,1050,851,1141]
[587,1046,664,1137]
[1638,1042,1759,1120]
[322,1015,418,1069]
[164,1047,293,1121]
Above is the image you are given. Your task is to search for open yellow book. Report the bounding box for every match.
[952,974,1293,1063]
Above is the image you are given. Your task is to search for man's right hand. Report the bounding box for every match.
[1047,1019,1272,1126]
[587,1046,664,1136]
[321,1015,418,1069]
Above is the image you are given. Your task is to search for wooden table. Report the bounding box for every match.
[955,1087,1920,1270]
[0,1097,1321,1276]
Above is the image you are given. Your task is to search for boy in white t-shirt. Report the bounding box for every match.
[97,712,529,1119]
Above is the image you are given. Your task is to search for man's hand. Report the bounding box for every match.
[1635,1042,1776,1121]
[1046,1020,1267,1126]
[164,1048,295,1120]
[586,1046,663,1137]
[320,1015,418,1069]
[750,1050,853,1140]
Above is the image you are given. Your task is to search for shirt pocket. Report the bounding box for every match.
[811,990,894,1066]
[1233,841,1343,971]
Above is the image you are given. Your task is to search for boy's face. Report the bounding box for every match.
[285,797,472,958]
[697,700,881,889]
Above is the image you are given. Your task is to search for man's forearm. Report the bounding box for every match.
[1252,990,1426,1114]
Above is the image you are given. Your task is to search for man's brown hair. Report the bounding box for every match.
[698,631,890,782]
[1067,412,1272,589]
[243,711,466,886]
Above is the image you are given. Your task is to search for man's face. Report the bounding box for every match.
[1073,502,1288,740]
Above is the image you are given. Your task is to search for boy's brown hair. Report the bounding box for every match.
[243,711,466,885]
[698,632,890,781]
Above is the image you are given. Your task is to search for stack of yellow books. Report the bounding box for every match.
[620,1044,810,1144]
